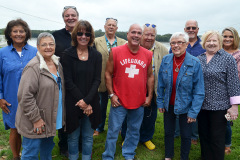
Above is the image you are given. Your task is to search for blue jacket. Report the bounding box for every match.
[157,52,205,119]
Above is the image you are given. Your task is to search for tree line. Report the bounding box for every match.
[0,29,172,42]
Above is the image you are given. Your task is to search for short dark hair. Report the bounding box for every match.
[71,20,95,47]
[4,19,31,46]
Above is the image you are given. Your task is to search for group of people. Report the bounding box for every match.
[0,5,240,160]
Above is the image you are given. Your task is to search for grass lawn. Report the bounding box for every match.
[1,104,240,160]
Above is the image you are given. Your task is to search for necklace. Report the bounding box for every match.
[174,56,185,72]
[77,50,88,60]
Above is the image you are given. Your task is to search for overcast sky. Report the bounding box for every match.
[0,0,239,35]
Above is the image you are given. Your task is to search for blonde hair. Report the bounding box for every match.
[201,30,223,50]
[222,27,240,50]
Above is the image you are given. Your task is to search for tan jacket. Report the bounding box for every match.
[94,35,126,92]
[15,52,65,138]
[153,41,169,95]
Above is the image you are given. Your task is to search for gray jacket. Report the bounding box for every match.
[15,52,65,138]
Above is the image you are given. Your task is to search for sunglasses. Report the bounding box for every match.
[106,17,118,22]
[186,27,197,30]
[64,6,76,9]
[145,23,156,28]
[57,77,61,90]
[77,32,92,37]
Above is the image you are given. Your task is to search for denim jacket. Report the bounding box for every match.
[157,52,205,119]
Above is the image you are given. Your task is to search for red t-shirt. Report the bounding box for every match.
[112,44,152,109]
[170,52,186,105]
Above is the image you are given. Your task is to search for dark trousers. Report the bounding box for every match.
[96,91,109,132]
[164,105,192,160]
[58,128,68,152]
[198,109,227,160]
[121,95,157,143]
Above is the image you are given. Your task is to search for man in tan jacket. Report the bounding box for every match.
[93,18,126,136]
[121,23,168,150]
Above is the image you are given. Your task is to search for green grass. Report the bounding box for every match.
[1,105,240,160]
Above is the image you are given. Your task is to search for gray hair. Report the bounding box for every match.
[185,20,198,28]
[62,7,79,18]
[170,32,189,43]
[105,18,118,26]
[37,32,55,45]
[142,24,157,35]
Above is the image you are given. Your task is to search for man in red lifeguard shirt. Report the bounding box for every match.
[102,24,154,160]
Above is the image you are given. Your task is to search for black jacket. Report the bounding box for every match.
[52,28,72,60]
[62,46,102,133]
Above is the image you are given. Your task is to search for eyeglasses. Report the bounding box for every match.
[170,41,186,46]
[186,27,197,30]
[64,6,76,9]
[40,43,55,48]
[57,77,61,90]
[145,23,156,28]
[77,32,92,37]
[106,17,118,22]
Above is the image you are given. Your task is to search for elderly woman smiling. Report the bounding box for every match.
[198,31,240,160]
[15,32,65,160]
[157,32,205,160]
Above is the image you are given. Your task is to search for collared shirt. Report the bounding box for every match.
[105,35,117,53]
[169,36,206,57]
[198,49,240,110]
[150,43,156,75]
[0,43,37,128]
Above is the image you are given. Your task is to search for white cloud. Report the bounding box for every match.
[0,0,239,35]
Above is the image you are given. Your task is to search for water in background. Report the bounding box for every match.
[28,38,170,49]
[0,37,170,50]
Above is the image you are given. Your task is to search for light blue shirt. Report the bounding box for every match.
[51,72,63,130]
[0,43,37,129]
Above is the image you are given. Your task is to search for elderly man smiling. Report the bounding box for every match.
[102,24,154,160]
[121,23,168,150]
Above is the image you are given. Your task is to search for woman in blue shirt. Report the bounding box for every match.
[0,19,37,160]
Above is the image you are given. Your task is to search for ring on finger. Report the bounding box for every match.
[36,128,39,132]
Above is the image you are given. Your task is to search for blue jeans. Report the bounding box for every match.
[174,117,198,140]
[164,106,192,160]
[96,91,109,132]
[68,116,94,160]
[102,105,144,160]
[225,121,232,147]
[121,97,157,143]
[21,136,54,160]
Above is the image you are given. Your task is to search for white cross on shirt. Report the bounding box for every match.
[125,64,139,78]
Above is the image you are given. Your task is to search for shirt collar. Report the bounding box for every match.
[10,43,29,51]
[150,42,155,52]
[105,34,117,43]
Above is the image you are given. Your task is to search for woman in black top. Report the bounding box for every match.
[62,20,102,160]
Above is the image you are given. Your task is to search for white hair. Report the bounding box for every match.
[37,32,55,45]
[170,32,189,43]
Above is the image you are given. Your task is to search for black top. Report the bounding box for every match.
[62,46,102,133]
[52,28,72,59]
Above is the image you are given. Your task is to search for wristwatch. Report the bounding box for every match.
[108,93,114,99]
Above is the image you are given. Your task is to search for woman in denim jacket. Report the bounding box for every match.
[157,32,205,160]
